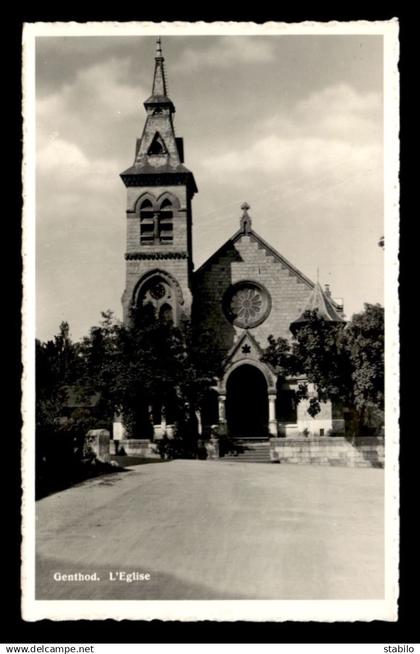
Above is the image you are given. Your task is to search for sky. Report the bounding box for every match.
[35,32,384,343]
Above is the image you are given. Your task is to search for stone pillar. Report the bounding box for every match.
[205,437,219,460]
[86,429,110,463]
[161,405,167,431]
[268,393,277,437]
[218,394,226,422]
[218,394,227,434]
[148,404,154,429]
[112,414,126,441]
[195,409,202,436]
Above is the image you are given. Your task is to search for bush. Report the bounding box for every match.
[154,434,197,460]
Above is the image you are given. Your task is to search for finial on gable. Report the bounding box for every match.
[240,202,252,234]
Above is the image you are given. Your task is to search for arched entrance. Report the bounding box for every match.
[226,364,268,438]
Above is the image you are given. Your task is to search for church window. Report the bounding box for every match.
[139,196,174,245]
[140,199,155,244]
[159,303,173,323]
[223,281,271,329]
[137,275,176,324]
[147,132,167,155]
[158,198,174,244]
[149,282,166,300]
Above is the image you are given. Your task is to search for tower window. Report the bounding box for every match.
[158,198,173,244]
[137,277,175,324]
[140,197,174,245]
[140,199,155,244]
[147,132,167,155]
[159,303,173,323]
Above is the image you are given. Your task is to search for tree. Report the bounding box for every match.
[35,322,94,497]
[345,303,384,427]
[79,308,223,444]
[262,304,384,435]
[36,321,84,432]
[78,310,125,429]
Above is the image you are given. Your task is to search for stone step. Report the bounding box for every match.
[221,444,271,463]
[222,458,271,463]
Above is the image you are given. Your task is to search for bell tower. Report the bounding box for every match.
[121,37,198,326]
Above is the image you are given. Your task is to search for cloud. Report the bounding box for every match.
[173,37,277,72]
[34,43,384,342]
[199,83,382,215]
[37,57,147,162]
[202,135,380,186]
[36,56,144,217]
[258,84,382,142]
[38,137,89,173]
[192,81,383,311]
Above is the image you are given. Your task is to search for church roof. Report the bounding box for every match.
[142,37,175,111]
[223,330,264,365]
[195,210,314,289]
[120,37,197,195]
[290,281,345,332]
[120,161,196,178]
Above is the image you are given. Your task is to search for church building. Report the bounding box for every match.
[118,38,345,445]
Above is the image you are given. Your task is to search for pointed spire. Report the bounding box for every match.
[121,35,198,197]
[152,36,168,97]
[290,281,345,334]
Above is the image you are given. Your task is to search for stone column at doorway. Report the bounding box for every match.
[160,405,167,434]
[218,394,227,434]
[268,393,277,436]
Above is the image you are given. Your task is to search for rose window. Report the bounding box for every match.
[224,281,271,328]
[149,282,166,300]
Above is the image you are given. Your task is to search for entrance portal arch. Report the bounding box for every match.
[225,364,269,438]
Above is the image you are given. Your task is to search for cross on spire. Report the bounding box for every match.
[240,202,252,234]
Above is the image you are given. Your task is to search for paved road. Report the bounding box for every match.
[36,460,384,600]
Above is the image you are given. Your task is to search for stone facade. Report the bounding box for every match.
[194,230,314,350]
[269,437,384,468]
[118,439,160,459]
[122,184,193,324]
[116,39,347,449]
[85,429,111,463]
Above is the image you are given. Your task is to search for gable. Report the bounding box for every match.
[224,331,264,367]
[193,228,317,344]
[195,228,314,289]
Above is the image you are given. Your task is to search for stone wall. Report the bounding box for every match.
[194,232,314,354]
[85,429,111,463]
[204,438,219,460]
[123,184,193,323]
[117,439,160,459]
[125,185,190,253]
[269,436,384,468]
